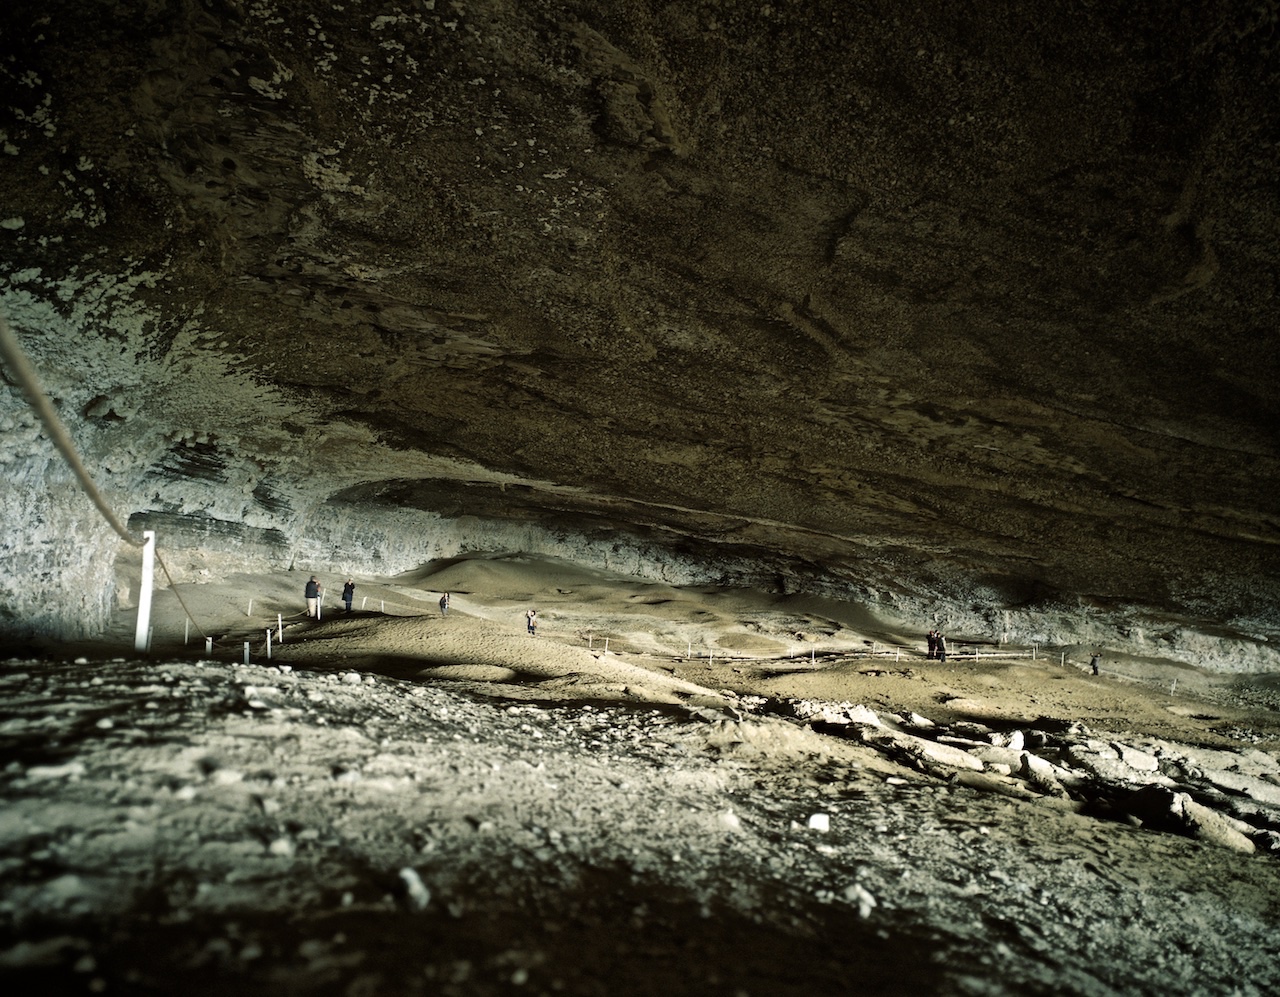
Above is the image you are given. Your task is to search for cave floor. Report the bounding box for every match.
[2,567,1279,996]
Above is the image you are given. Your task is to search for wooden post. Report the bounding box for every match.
[133,530,156,654]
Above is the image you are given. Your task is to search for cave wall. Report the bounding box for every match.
[0,456,119,640]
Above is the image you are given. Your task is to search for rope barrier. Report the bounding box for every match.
[0,311,144,547]
[155,550,208,641]
[0,309,208,643]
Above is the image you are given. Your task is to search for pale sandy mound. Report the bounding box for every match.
[268,612,728,707]
[395,553,645,603]
[715,632,788,654]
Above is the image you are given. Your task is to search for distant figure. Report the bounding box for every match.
[342,579,355,613]
[439,592,450,617]
[926,629,938,659]
[526,608,538,635]
[1090,652,1100,676]
[936,632,947,664]
[305,576,322,618]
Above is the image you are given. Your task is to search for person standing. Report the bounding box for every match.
[439,592,450,617]
[1090,651,1101,676]
[936,632,947,664]
[305,576,322,618]
[526,608,538,635]
[926,629,937,659]
[342,578,355,613]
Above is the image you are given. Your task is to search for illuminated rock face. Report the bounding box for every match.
[0,3,1277,658]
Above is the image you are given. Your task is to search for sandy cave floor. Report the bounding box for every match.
[2,554,1280,996]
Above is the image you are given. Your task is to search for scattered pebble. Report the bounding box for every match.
[399,868,431,910]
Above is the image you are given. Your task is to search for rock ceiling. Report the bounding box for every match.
[0,2,1278,646]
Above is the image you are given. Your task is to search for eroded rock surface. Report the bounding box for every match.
[0,3,1278,659]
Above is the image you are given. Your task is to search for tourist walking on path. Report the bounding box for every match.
[439,592,450,617]
[1090,651,1101,676]
[936,632,947,664]
[305,576,322,618]
[342,579,355,613]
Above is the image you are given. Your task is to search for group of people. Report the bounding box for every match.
[922,624,1104,676]
[305,580,1107,676]
[303,576,539,632]
[304,576,358,617]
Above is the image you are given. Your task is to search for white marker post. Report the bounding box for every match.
[362,596,368,609]
[266,628,273,659]
[243,641,250,664]
[133,530,156,654]
[247,599,253,617]
[277,614,283,642]
[205,637,213,654]
[184,619,190,645]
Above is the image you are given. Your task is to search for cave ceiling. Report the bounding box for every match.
[1,1,1278,634]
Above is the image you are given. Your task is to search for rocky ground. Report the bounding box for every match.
[2,558,1279,996]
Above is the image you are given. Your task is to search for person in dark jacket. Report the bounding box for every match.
[926,630,937,659]
[305,576,322,618]
[1090,651,1101,676]
[439,592,450,616]
[936,632,947,664]
[342,579,355,613]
